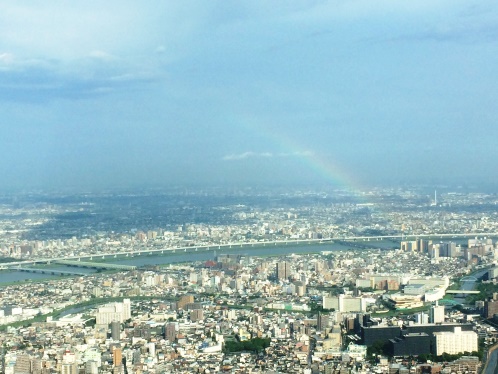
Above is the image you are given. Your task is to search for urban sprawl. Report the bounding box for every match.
[1,187,498,374]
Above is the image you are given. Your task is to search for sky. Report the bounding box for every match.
[1,1,498,191]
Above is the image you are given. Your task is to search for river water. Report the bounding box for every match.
[0,237,494,285]
[484,347,498,374]
[0,240,398,284]
[452,269,488,304]
[450,268,497,374]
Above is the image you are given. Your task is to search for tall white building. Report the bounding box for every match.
[96,299,131,325]
[433,327,478,356]
[415,312,429,324]
[323,294,366,312]
[430,302,445,324]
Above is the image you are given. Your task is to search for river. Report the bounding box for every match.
[484,346,498,374]
[452,268,497,374]
[452,268,488,304]
[0,237,493,285]
[0,240,398,284]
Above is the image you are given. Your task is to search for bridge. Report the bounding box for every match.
[53,260,136,271]
[1,232,498,271]
[445,290,480,294]
[460,276,478,282]
[15,267,88,277]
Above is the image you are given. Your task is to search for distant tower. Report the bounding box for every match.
[435,190,437,206]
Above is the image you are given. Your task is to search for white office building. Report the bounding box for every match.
[433,327,478,356]
[323,294,366,312]
[430,302,445,324]
[96,299,131,325]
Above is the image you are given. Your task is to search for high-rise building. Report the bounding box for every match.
[85,361,99,374]
[147,342,156,357]
[437,242,458,257]
[317,313,329,332]
[417,239,431,253]
[415,312,429,325]
[294,281,306,296]
[190,309,204,322]
[323,294,366,312]
[111,321,121,341]
[31,358,42,374]
[83,349,101,368]
[96,299,131,325]
[177,295,194,310]
[14,354,31,374]
[484,294,498,318]
[327,325,342,347]
[430,302,445,324]
[133,324,151,339]
[113,348,122,366]
[429,245,440,259]
[165,322,177,342]
[432,327,478,355]
[61,363,77,374]
[276,261,291,280]
[401,240,432,253]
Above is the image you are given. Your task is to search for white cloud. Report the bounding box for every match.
[223,150,313,161]
[223,152,273,160]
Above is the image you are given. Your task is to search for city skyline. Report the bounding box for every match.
[1,1,498,190]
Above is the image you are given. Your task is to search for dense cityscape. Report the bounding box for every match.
[1,187,498,373]
[3,0,498,373]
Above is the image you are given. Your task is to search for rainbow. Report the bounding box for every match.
[230,112,365,196]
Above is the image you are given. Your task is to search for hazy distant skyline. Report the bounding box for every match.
[1,1,498,191]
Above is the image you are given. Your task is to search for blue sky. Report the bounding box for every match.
[1,1,498,190]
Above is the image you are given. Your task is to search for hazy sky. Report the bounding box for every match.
[1,1,498,191]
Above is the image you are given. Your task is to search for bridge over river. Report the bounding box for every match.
[445,290,480,294]
[53,260,136,271]
[1,232,497,270]
[15,267,88,277]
